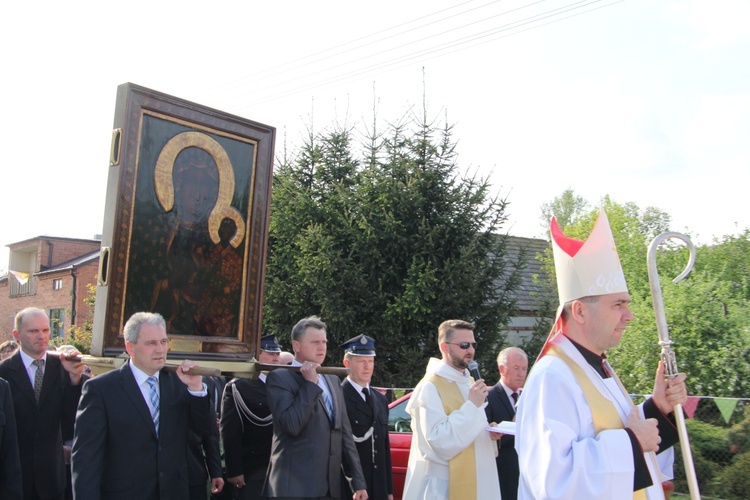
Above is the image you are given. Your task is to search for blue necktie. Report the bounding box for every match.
[147,376,160,436]
[323,392,334,421]
[318,378,334,421]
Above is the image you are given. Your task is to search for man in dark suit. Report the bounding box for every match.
[485,346,528,500]
[264,316,367,500]
[0,307,85,500]
[220,334,282,499]
[0,377,22,499]
[71,312,213,500]
[340,335,393,500]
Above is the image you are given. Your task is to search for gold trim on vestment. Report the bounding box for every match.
[547,345,647,500]
[426,374,477,500]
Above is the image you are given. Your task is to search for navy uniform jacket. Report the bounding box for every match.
[220,377,274,478]
[263,369,366,498]
[341,380,393,500]
[485,384,520,500]
[71,361,213,500]
[0,352,82,500]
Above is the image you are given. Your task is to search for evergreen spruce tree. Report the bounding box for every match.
[264,111,523,388]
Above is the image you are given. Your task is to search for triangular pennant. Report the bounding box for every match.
[374,387,387,396]
[393,389,406,400]
[715,398,739,424]
[682,396,700,419]
[10,270,30,285]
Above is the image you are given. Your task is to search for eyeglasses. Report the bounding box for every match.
[446,342,477,350]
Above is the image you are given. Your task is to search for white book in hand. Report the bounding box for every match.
[486,421,516,435]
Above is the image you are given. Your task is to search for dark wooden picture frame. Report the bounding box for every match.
[92,83,275,360]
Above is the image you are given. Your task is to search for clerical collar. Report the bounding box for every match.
[567,337,610,379]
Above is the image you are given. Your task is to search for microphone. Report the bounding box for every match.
[468,360,481,381]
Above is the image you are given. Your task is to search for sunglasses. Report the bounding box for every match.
[446,341,477,349]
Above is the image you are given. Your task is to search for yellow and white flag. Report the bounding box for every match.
[10,270,30,285]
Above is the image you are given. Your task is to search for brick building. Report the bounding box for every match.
[0,236,101,342]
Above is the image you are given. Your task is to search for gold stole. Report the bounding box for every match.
[425,373,477,500]
[547,345,648,500]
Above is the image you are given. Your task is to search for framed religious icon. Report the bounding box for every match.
[92,83,275,360]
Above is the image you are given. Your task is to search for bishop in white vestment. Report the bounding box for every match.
[516,210,688,500]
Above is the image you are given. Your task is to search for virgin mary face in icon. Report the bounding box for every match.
[172,147,219,226]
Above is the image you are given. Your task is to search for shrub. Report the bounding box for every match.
[716,451,750,498]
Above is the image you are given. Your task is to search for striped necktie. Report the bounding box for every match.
[323,391,334,420]
[318,378,334,422]
[147,376,160,436]
[33,359,45,402]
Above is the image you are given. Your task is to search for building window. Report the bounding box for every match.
[53,278,63,290]
[49,308,65,339]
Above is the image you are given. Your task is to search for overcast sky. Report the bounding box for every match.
[2,0,748,272]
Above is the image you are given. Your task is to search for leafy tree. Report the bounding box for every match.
[717,451,750,498]
[264,112,524,388]
[697,229,750,302]
[64,282,96,354]
[540,188,588,231]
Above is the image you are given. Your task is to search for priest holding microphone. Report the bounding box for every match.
[402,319,501,500]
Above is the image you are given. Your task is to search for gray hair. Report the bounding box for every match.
[14,307,48,332]
[291,316,326,342]
[497,346,527,367]
[123,312,166,344]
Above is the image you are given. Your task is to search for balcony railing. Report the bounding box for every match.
[9,275,37,297]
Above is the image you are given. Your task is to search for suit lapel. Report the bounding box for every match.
[494,385,515,417]
[8,352,36,404]
[371,389,386,421]
[502,388,516,416]
[343,380,372,418]
[120,362,159,438]
[159,370,173,433]
[323,374,341,427]
[38,355,62,406]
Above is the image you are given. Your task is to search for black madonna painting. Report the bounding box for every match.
[92,84,274,358]
[127,117,252,338]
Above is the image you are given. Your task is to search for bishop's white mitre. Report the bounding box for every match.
[551,208,628,306]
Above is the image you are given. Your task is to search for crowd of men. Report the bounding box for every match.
[0,208,688,499]
[0,310,398,500]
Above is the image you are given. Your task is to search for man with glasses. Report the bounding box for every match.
[402,320,501,500]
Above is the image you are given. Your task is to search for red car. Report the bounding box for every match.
[387,392,413,500]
